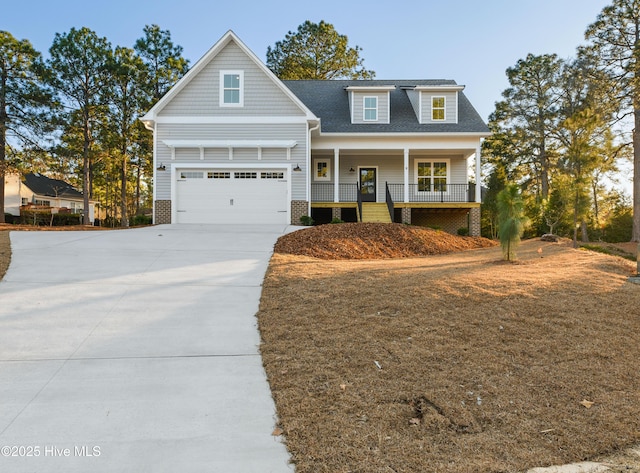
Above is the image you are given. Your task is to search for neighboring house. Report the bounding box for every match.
[3,172,96,223]
[141,30,490,235]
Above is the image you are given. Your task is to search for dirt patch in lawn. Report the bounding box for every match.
[258,228,640,473]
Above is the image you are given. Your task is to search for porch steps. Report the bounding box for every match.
[360,203,392,223]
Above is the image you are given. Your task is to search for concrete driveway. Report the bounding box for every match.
[0,224,296,473]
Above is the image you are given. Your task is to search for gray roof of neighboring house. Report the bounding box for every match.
[23,173,83,199]
[282,79,489,134]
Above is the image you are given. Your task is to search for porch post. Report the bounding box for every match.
[334,148,340,203]
[403,148,409,203]
[475,141,482,203]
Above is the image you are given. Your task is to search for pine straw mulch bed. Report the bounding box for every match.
[258,224,640,473]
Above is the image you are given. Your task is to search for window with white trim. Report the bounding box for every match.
[220,71,243,107]
[313,159,330,181]
[363,96,378,121]
[432,97,445,121]
[261,172,285,179]
[234,172,257,179]
[417,161,448,192]
[180,171,204,179]
[208,172,230,179]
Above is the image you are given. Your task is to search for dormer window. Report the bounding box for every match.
[432,97,445,121]
[220,71,243,107]
[345,85,394,124]
[363,97,378,121]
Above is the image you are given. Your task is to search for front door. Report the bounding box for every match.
[359,168,376,202]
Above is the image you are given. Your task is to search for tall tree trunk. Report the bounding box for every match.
[121,153,128,227]
[580,221,589,242]
[135,160,141,216]
[82,107,90,225]
[592,180,600,240]
[573,188,579,249]
[633,104,640,242]
[0,71,7,224]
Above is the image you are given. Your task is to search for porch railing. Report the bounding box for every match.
[311,183,358,202]
[311,182,476,203]
[357,182,362,222]
[387,183,476,203]
[385,182,394,221]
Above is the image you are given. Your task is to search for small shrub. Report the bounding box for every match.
[429,225,442,231]
[52,213,82,226]
[457,227,469,236]
[330,218,344,224]
[131,215,153,226]
[300,215,314,226]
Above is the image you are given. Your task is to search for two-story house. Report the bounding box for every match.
[141,30,490,235]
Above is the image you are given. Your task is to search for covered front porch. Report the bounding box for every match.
[308,145,482,235]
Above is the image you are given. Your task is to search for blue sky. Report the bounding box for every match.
[3,0,611,121]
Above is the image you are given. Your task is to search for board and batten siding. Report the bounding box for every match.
[350,91,390,124]
[158,41,306,118]
[154,122,308,200]
[421,91,458,124]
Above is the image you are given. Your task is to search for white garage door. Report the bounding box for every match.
[175,169,289,224]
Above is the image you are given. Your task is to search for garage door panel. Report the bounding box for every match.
[175,169,289,224]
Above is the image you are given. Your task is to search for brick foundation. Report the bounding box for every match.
[332,207,342,221]
[291,200,309,225]
[469,207,481,236]
[401,207,411,225]
[155,200,171,224]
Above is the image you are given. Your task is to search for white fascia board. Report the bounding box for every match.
[153,115,310,124]
[162,139,297,148]
[412,85,465,92]
[344,85,396,91]
[317,132,491,138]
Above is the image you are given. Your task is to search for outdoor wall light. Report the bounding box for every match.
[349,167,355,173]
[293,164,302,171]
[156,163,166,171]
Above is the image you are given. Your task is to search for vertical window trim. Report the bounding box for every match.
[432,96,446,121]
[313,158,331,182]
[363,96,378,121]
[220,70,244,107]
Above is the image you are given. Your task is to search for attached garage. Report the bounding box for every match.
[174,167,290,224]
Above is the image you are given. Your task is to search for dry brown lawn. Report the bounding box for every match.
[258,226,640,473]
[2,223,640,471]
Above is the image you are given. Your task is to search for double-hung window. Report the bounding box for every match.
[432,96,445,121]
[417,161,448,192]
[363,96,378,121]
[220,71,243,107]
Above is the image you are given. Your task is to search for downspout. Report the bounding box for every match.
[141,119,156,223]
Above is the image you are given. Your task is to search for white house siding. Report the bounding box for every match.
[158,41,305,118]
[350,91,390,124]
[154,122,308,201]
[421,91,458,124]
[3,174,21,216]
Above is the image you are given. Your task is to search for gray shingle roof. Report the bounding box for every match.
[23,173,83,199]
[282,80,489,134]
